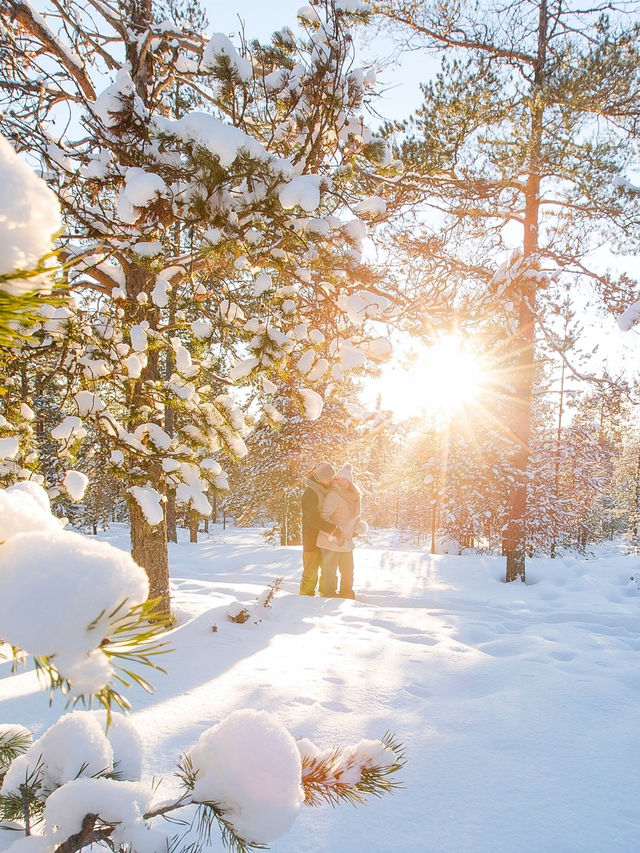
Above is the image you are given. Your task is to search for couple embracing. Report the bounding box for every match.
[299,460,367,599]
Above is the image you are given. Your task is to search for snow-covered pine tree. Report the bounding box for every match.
[376,0,640,580]
[539,289,589,557]
[1,0,397,613]
[610,430,640,549]
[391,406,513,553]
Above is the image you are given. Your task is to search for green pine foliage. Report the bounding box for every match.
[300,732,406,808]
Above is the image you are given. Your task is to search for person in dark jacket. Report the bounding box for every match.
[299,461,342,596]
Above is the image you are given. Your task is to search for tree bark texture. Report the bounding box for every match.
[126,259,171,613]
[166,491,177,543]
[189,511,199,543]
[129,491,170,616]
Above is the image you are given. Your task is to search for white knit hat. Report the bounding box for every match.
[335,463,353,482]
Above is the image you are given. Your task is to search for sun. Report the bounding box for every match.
[370,335,488,420]
[420,336,485,415]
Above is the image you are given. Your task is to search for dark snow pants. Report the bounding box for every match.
[300,548,322,595]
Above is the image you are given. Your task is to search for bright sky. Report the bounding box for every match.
[204,0,308,36]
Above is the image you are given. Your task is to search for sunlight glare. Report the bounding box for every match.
[373,335,487,420]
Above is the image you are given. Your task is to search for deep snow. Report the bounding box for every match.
[1,525,639,852]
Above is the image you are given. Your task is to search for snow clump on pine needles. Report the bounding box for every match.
[187,708,305,844]
[0,482,63,541]
[0,485,149,694]
[0,134,61,295]
[3,708,145,788]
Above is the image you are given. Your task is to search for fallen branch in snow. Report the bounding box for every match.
[256,577,283,609]
[227,578,284,624]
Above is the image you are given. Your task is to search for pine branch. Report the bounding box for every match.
[0,728,32,785]
[0,756,45,825]
[8,1,96,100]
[192,803,269,853]
[0,279,66,347]
[300,732,406,808]
[50,812,114,853]
[25,597,171,718]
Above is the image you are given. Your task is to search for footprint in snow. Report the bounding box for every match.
[404,683,431,698]
[399,634,439,646]
[550,650,575,662]
[321,700,350,712]
[292,696,317,706]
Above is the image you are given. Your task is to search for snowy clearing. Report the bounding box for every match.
[1,526,639,852]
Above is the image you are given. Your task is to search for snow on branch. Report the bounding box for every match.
[612,175,640,193]
[0,709,405,853]
[0,135,61,298]
[0,725,33,786]
[174,711,405,853]
[617,299,640,331]
[202,33,252,83]
[128,485,165,527]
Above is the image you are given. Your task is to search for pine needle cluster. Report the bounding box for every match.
[22,597,172,717]
[300,732,406,808]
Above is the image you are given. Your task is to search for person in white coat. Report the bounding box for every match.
[316,463,367,598]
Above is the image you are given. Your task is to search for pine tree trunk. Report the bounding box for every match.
[129,493,170,616]
[281,489,288,545]
[120,0,171,614]
[126,258,171,611]
[164,367,176,545]
[504,283,537,582]
[430,504,436,554]
[166,491,177,543]
[189,512,198,543]
[504,0,548,583]
[164,222,177,545]
[551,357,566,559]
[126,0,153,98]
[633,448,640,552]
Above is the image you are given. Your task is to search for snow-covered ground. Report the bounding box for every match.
[2,525,640,852]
